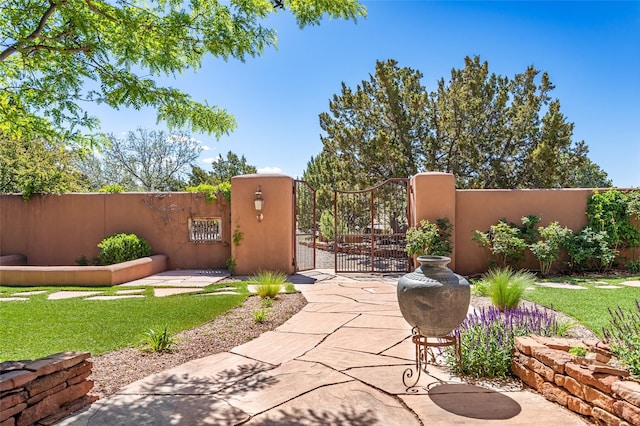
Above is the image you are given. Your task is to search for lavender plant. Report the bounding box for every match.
[602,300,640,378]
[446,305,560,378]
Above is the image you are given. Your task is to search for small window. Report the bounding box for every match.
[189,217,221,242]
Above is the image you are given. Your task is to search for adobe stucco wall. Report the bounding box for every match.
[231,174,295,275]
[0,193,230,270]
[454,188,593,275]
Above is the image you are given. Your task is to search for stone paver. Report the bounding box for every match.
[231,331,326,365]
[401,384,588,425]
[224,360,352,416]
[116,289,145,295]
[594,285,622,289]
[246,380,420,425]
[0,297,29,301]
[13,290,47,296]
[86,295,145,300]
[58,269,590,426]
[621,280,640,287]
[534,282,587,289]
[152,287,202,297]
[47,291,102,300]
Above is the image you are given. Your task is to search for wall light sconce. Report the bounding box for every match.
[254,186,264,222]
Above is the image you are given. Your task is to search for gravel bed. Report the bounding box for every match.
[88,292,307,399]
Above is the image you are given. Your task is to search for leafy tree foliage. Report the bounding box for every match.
[317,59,427,189]
[98,129,202,191]
[308,56,608,190]
[189,151,257,186]
[0,0,366,147]
[0,136,86,198]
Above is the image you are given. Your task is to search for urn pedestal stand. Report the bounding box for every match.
[402,327,462,390]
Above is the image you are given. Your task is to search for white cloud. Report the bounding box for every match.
[201,145,211,151]
[257,166,282,174]
[202,157,216,164]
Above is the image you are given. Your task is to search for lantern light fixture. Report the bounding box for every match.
[254,186,264,222]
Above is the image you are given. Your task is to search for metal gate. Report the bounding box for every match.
[294,180,317,272]
[334,179,411,273]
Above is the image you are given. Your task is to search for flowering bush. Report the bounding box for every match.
[603,300,640,378]
[446,305,561,378]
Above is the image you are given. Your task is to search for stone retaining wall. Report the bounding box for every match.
[512,335,640,425]
[0,352,96,426]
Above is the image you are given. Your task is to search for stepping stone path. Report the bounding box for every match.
[534,282,587,289]
[0,269,234,301]
[621,280,640,287]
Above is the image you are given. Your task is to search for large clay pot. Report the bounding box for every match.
[397,255,470,337]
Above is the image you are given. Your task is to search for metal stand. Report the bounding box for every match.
[402,327,462,390]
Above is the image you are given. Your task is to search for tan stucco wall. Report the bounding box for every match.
[231,174,295,275]
[411,172,457,270]
[0,193,230,269]
[454,188,593,275]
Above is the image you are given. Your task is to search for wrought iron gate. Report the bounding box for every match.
[294,180,317,272]
[334,179,411,273]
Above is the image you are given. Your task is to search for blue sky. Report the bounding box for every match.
[91,1,640,187]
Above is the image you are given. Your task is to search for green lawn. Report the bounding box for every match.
[520,276,640,337]
[0,283,248,361]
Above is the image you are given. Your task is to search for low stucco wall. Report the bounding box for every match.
[0,254,167,286]
[0,193,230,270]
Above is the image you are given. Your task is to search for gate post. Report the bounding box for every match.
[410,172,457,271]
[230,174,295,276]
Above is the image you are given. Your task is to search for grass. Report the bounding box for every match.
[520,275,640,337]
[0,283,248,361]
[248,270,288,298]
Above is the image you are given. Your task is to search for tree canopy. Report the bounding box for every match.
[307,57,610,191]
[0,0,366,147]
[0,136,86,198]
[98,129,202,191]
[189,151,257,186]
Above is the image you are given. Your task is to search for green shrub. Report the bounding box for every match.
[261,297,274,308]
[587,189,640,252]
[186,182,231,203]
[529,222,573,276]
[98,184,125,193]
[253,309,268,323]
[565,227,617,272]
[603,300,640,378]
[473,217,534,268]
[405,218,453,257]
[626,260,640,274]
[478,268,535,311]
[226,257,236,275]
[98,233,151,265]
[141,324,175,353]
[568,346,587,357]
[319,210,347,242]
[249,270,287,298]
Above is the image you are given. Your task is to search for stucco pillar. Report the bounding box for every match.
[231,174,295,276]
[410,172,457,271]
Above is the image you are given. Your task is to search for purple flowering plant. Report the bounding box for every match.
[602,300,640,378]
[446,305,561,378]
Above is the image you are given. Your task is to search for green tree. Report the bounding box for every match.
[307,56,604,190]
[102,129,202,191]
[188,151,257,186]
[0,136,86,198]
[317,59,427,189]
[209,151,257,185]
[0,0,366,147]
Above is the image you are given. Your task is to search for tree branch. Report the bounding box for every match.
[0,0,61,62]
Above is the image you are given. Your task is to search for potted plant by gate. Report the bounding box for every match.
[405,218,453,261]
